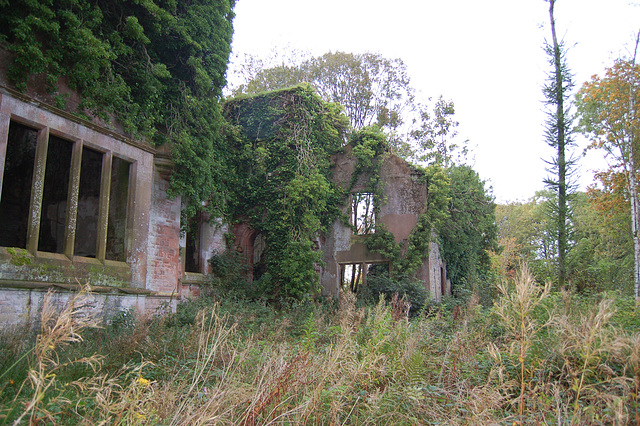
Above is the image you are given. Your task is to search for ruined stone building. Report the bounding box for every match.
[0,66,449,327]
[319,144,451,300]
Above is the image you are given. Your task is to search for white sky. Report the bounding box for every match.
[228,0,640,203]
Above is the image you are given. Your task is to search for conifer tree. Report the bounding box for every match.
[543,0,576,289]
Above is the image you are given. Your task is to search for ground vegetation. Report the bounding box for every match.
[0,271,638,424]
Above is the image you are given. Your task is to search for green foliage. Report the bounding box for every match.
[6,247,32,266]
[222,86,349,300]
[350,125,389,180]
[410,96,464,166]
[0,0,236,217]
[2,285,639,424]
[543,1,576,290]
[364,224,401,262]
[359,272,430,316]
[497,187,636,295]
[568,191,634,293]
[233,51,413,133]
[230,50,462,158]
[439,165,498,303]
[207,248,254,298]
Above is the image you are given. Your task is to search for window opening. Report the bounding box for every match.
[1,119,133,262]
[185,213,202,273]
[38,135,73,253]
[341,263,365,293]
[341,262,389,293]
[352,192,375,234]
[0,122,38,248]
[106,157,130,262]
[252,233,267,281]
[74,147,103,257]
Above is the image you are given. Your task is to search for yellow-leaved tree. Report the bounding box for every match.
[576,41,640,301]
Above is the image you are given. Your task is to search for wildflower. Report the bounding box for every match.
[137,376,151,387]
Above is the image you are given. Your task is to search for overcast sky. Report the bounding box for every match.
[227,0,640,203]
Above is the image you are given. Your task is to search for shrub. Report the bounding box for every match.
[359,272,430,316]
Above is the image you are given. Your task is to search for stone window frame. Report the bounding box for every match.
[0,118,134,261]
[0,90,153,276]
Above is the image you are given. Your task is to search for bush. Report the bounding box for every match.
[359,272,430,316]
[207,249,256,299]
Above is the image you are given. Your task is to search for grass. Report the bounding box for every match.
[0,268,638,425]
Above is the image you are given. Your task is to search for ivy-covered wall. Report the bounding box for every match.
[0,0,236,217]
[321,144,451,300]
[222,86,452,301]
[222,86,349,300]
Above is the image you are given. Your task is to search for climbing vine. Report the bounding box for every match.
[0,0,236,218]
[364,164,451,277]
[223,86,456,299]
[223,85,349,300]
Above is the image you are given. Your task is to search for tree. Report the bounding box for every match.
[494,196,551,279]
[569,187,633,293]
[542,0,576,289]
[231,51,413,132]
[576,44,640,301]
[408,96,464,167]
[228,50,464,160]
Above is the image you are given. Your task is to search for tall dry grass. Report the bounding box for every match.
[1,270,638,425]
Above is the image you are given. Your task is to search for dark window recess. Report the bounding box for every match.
[185,217,201,273]
[106,157,130,262]
[38,135,72,253]
[74,147,103,257]
[341,263,365,293]
[0,122,38,248]
[252,233,266,280]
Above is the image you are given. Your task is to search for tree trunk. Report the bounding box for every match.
[548,0,568,289]
[628,166,640,302]
[629,34,640,302]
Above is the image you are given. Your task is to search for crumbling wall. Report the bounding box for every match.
[320,146,450,300]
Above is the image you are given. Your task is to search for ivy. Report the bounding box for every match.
[0,0,236,217]
[223,86,349,300]
[364,164,451,278]
[364,224,401,262]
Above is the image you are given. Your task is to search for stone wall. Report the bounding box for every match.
[320,145,451,300]
[145,163,182,297]
[0,87,226,328]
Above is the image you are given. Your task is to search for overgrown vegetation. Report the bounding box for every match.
[221,86,349,300]
[1,270,638,424]
[0,0,236,218]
